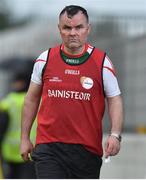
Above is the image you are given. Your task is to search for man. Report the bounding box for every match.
[0,73,36,178]
[20,5,124,179]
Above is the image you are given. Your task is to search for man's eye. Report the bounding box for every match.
[76,25,83,30]
[63,26,71,30]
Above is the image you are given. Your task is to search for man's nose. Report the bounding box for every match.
[70,28,76,35]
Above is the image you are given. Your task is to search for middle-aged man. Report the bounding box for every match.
[20,5,124,179]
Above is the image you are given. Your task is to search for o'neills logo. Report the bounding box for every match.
[80,76,93,89]
[48,89,91,101]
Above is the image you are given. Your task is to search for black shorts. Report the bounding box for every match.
[31,142,102,179]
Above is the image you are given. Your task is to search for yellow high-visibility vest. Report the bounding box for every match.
[0,158,3,179]
[0,92,36,162]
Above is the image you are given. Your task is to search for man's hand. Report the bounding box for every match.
[104,135,121,158]
[20,139,34,161]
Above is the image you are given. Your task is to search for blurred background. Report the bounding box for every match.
[0,0,146,178]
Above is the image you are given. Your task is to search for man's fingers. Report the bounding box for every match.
[21,153,30,161]
[105,136,121,157]
[105,141,113,155]
[105,145,120,157]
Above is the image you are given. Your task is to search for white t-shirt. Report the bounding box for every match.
[31,50,121,97]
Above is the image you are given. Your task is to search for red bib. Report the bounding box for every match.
[36,44,106,156]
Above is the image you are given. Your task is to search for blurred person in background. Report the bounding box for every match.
[0,98,8,179]
[20,5,124,179]
[0,72,36,179]
[0,114,7,179]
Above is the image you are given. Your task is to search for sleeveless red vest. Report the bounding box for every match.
[36,45,106,156]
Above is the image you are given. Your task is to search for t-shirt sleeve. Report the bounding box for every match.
[103,56,121,97]
[31,50,48,85]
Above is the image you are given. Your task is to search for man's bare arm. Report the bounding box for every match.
[108,95,123,134]
[105,95,124,158]
[20,82,42,161]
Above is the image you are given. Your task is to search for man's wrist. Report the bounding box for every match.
[21,133,30,140]
[110,132,122,142]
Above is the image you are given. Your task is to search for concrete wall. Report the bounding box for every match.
[101,134,146,179]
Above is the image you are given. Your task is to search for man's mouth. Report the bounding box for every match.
[69,39,78,42]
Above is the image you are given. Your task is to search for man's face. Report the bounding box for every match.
[58,11,91,52]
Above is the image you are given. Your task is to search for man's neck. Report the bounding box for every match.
[60,43,94,65]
